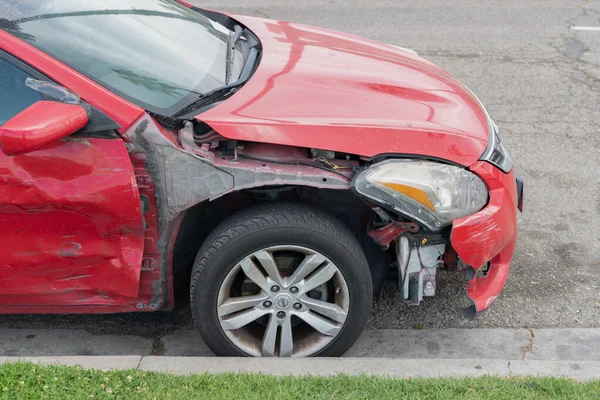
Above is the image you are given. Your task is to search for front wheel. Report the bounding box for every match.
[190,203,372,357]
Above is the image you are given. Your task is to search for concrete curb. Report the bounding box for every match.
[3,328,600,360]
[2,356,599,381]
[2,328,600,380]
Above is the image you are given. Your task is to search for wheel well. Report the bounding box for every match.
[171,186,389,301]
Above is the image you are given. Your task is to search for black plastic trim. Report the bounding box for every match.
[0,50,48,81]
[193,8,231,27]
[515,173,524,212]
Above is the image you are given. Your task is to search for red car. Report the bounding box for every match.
[0,0,522,357]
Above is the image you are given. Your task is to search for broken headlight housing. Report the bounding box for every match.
[352,159,488,231]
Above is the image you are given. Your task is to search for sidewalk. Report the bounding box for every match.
[1,328,599,380]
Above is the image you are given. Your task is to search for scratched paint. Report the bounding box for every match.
[451,161,518,313]
[0,138,144,305]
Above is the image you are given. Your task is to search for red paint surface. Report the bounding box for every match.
[200,15,489,166]
[0,138,144,305]
[0,101,88,156]
[451,162,518,313]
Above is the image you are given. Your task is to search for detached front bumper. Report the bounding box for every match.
[451,161,521,317]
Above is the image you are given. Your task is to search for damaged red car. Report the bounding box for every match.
[0,0,523,357]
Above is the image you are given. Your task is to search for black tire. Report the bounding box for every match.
[190,202,372,357]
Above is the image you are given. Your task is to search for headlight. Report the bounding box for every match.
[480,121,513,173]
[352,160,488,230]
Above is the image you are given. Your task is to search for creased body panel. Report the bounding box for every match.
[451,162,518,313]
[0,138,144,305]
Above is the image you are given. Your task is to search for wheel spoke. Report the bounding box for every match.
[301,297,347,323]
[239,258,270,292]
[279,317,293,357]
[297,311,341,336]
[300,263,337,294]
[288,253,327,286]
[220,307,268,331]
[218,293,268,317]
[254,250,282,285]
[261,314,278,357]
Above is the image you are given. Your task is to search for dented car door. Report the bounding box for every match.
[0,56,145,306]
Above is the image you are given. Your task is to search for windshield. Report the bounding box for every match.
[0,0,241,116]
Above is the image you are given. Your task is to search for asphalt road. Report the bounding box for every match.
[1,0,598,336]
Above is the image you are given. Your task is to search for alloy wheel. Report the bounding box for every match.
[216,245,350,357]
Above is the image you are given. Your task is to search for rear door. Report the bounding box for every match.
[0,53,145,306]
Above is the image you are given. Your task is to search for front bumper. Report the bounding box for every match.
[451,161,520,316]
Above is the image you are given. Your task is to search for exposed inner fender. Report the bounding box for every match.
[128,115,354,221]
[124,114,361,308]
[125,114,356,309]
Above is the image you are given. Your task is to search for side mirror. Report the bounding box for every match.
[0,101,89,156]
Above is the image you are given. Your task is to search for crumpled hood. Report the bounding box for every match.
[198,15,489,166]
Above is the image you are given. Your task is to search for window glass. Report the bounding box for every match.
[0,58,42,126]
[0,0,234,117]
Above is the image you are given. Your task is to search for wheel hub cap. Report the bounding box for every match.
[274,293,292,310]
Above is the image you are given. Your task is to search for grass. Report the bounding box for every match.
[0,362,598,399]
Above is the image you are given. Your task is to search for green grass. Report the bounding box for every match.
[0,362,598,400]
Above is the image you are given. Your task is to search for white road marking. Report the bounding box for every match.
[571,26,600,31]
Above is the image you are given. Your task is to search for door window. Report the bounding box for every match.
[0,58,43,126]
